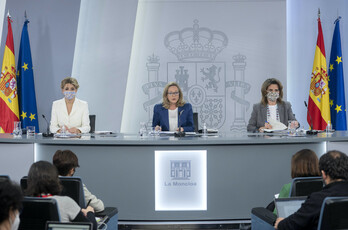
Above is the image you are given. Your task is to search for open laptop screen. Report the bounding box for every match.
[275,197,306,218]
[46,221,92,230]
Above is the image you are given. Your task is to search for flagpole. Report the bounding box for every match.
[318,8,320,19]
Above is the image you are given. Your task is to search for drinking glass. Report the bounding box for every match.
[13,121,22,138]
[27,126,35,138]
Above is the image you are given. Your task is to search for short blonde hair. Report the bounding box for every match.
[162,82,185,109]
[260,78,283,105]
[60,77,79,90]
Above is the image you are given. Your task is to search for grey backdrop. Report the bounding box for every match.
[1,0,348,133]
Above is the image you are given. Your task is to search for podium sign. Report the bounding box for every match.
[155,150,207,211]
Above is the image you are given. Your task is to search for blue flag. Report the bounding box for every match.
[329,18,347,130]
[17,19,39,132]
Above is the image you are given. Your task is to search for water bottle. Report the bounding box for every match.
[326,121,332,133]
[203,123,207,137]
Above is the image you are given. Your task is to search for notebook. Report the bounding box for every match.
[275,197,307,218]
[45,221,92,230]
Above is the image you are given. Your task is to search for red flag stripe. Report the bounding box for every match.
[316,18,326,57]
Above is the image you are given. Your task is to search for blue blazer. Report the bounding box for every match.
[152,103,194,132]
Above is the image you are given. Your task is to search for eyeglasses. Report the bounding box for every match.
[168,92,179,96]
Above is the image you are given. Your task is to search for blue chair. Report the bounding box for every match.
[317,197,348,230]
[19,197,60,230]
[290,176,323,197]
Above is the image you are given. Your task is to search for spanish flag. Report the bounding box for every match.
[307,16,330,130]
[0,15,19,133]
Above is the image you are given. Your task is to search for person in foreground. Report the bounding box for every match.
[53,149,105,212]
[0,180,23,230]
[25,161,97,230]
[275,150,348,230]
[152,82,194,132]
[50,77,90,134]
[272,149,320,214]
[247,78,298,132]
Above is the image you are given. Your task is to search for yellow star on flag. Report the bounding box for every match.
[335,105,342,113]
[336,56,342,65]
[329,64,334,71]
[21,111,27,119]
[22,62,28,71]
[329,100,333,107]
[29,113,36,121]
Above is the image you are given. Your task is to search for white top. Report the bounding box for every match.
[52,195,81,222]
[50,98,91,134]
[168,108,178,131]
[83,183,104,212]
[268,104,278,121]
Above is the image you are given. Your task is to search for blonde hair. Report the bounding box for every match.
[260,78,283,105]
[60,77,79,90]
[162,82,185,109]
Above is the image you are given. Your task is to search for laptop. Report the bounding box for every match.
[45,221,92,230]
[274,197,307,218]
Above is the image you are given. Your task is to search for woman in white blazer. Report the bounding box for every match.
[50,77,90,134]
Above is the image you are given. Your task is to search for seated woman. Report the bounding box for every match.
[152,82,194,132]
[272,149,320,214]
[247,78,298,132]
[53,149,105,212]
[0,180,23,230]
[50,77,90,134]
[25,161,97,230]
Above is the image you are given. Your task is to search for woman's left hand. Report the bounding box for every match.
[176,127,184,132]
[68,127,81,134]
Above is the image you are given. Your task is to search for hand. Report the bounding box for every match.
[274,217,284,229]
[57,125,69,133]
[294,121,299,128]
[68,127,81,134]
[155,125,161,131]
[81,206,94,216]
[176,127,184,132]
[264,122,272,129]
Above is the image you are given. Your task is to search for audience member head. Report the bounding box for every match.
[53,150,80,176]
[319,150,348,184]
[0,180,23,230]
[291,149,320,179]
[26,161,62,197]
[162,82,185,109]
[260,78,283,105]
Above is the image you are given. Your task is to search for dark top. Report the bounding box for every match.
[278,181,348,230]
[152,103,194,132]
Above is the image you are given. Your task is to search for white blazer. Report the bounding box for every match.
[50,98,91,134]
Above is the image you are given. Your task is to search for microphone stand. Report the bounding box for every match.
[174,110,185,137]
[304,101,318,135]
[42,114,54,137]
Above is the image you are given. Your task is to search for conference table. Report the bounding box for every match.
[1,131,348,222]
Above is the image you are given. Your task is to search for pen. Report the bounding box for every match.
[86,199,92,207]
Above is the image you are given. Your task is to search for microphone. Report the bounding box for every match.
[42,114,54,137]
[304,101,318,135]
[174,109,185,137]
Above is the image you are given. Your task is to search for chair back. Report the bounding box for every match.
[0,175,10,182]
[89,114,96,133]
[317,197,348,230]
[21,176,85,207]
[60,176,86,207]
[19,197,60,230]
[290,177,323,197]
[193,112,198,133]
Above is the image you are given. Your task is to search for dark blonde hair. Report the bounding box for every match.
[60,77,79,90]
[291,149,320,179]
[260,78,283,105]
[162,82,185,109]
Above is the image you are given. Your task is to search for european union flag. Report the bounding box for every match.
[17,19,39,132]
[329,18,347,130]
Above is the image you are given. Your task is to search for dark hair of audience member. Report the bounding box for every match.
[319,150,348,180]
[291,149,320,178]
[0,180,23,223]
[53,150,79,176]
[25,161,62,196]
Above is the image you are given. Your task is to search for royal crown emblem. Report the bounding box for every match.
[164,20,228,62]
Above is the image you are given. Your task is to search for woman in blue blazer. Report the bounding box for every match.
[152,82,194,132]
